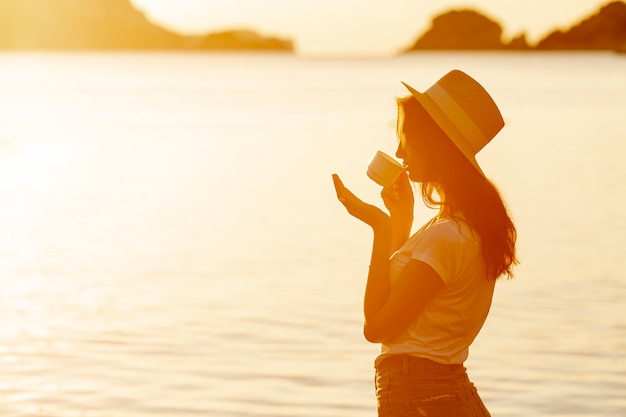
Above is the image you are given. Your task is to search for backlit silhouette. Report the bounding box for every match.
[333,70,518,416]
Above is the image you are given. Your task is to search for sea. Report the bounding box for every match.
[0,51,624,417]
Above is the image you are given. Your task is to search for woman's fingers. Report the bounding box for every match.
[332,173,361,209]
[332,174,390,228]
[331,173,346,202]
[332,174,362,212]
[332,174,361,205]
[381,172,414,217]
[381,182,400,201]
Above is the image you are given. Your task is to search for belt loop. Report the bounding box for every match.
[402,355,409,376]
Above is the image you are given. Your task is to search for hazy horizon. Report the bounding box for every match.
[130,0,616,56]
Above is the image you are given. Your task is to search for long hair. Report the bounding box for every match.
[397,96,518,280]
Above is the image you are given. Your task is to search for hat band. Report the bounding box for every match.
[426,83,487,153]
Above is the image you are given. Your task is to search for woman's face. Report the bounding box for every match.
[395,99,453,183]
[395,123,435,183]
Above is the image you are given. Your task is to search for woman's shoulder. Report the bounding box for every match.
[424,215,478,244]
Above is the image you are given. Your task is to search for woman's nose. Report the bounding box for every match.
[395,143,404,159]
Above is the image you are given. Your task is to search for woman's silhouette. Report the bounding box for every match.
[332,70,517,416]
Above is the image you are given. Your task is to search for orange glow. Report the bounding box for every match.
[0,0,181,49]
[0,0,291,51]
[0,0,616,55]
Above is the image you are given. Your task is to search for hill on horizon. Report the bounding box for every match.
[0,0,624,53]
[404,0,626,52]
[0,0,293,51]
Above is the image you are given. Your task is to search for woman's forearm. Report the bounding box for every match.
[390,214,412,254]
[363,226,393,323]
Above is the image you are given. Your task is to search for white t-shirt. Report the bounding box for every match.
[375,216,495,366]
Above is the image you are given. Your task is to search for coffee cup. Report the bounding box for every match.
[366,151,405,187]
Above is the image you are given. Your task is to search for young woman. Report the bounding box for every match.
[332,70,517,417]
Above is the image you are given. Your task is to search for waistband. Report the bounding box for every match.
[376,354,466,373]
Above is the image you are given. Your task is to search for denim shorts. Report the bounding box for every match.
[374,355,491,417]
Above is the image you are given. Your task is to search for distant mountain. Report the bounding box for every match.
[406,9,512,50]
[536,1,626,50]
[404,0,626,52]
[0,0,293,51]
[198,30,294,51]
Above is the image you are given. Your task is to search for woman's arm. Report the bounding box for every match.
[364,259,443,343]
[333,174,438,344]
[332,173,394,324]
[362,223,393,326]
[382,172,414,254]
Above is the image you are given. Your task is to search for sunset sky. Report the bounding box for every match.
[130,0,613,55]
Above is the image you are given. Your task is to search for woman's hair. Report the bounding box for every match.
[397,96,518,280]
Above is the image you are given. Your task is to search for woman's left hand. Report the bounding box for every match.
[332,174,390,230]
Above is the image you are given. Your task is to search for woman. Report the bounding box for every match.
[332,70,517,416]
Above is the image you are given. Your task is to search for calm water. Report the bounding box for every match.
[0,52,624,417]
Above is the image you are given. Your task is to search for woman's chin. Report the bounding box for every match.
[407,169,420,182]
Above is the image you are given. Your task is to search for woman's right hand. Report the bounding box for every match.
[381,172,414,250]
[381,171,414,223]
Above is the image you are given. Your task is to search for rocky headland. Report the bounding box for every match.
[0,0,293,51]
[404,0,626,52]
[1,0,623,53]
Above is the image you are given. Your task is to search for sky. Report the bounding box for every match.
[130,0,615,56]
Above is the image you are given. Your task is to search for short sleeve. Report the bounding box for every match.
[410,222,466,284]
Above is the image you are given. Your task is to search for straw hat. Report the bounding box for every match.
[401,70,504,176]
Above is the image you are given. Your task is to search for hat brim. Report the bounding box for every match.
[400,82,485,177]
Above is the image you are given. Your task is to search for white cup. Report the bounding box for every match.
[366,151,405,187]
